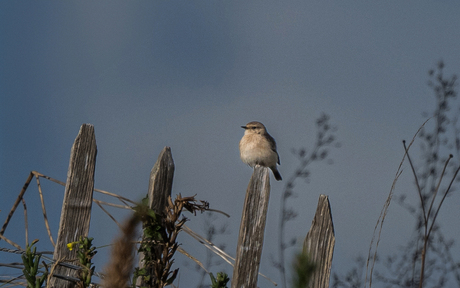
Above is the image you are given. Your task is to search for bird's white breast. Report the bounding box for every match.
[239,134,278,167]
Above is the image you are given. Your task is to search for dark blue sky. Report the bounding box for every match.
[2,1,460,287]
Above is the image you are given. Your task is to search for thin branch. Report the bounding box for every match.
[366,118,430,288]
[176,246,209,274]
[93,199,132,210]
[428,164,460,238]
[94,200,123,229]
[0,234,23,251]
[0,172,34,236]
[35,174,55,247]
[22,198,28,248]
[403,140,427,225]
[182,225,277,286]
[426,154,452,222]
[93,188,139,206]
[31,171,65,186]
[32,170,139,206]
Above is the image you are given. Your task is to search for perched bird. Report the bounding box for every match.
[239,121,282,181]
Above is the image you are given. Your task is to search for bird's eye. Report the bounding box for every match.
[251,127,256,129]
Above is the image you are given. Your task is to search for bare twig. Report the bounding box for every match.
[94,200,123,229]
[403,140,428,225]
[277,113,339,288]
[428,164,460,237]
[0,233,23,251]
[35,174,55,247]
[366,118,429,288]
[0,172,34,236]
[22,198,28,247]
[177,246,209,274]
[426,155,452,222]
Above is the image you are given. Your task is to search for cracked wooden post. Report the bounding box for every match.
[231,166,271,288]
[303,194,335,288]
[50,124,97,288]
[137,147,175,287]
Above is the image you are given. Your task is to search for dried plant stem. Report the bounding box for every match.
[403,141,427,224]
[405,151,459,288]
[22,199,28,247]
[429,164,460,237]
[94,200,123,229]
[102,214,140,288]
[0,172,33,236]
[366,118,429,288]
[35,174,55,247]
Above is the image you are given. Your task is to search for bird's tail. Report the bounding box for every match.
[271,167,282,181]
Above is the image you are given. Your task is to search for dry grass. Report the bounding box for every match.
[102,214,140,288]
[365,118,430,288]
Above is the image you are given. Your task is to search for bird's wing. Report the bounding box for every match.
[267,133,280,165]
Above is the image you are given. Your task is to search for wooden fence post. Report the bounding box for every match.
[303,194,335,288]
[49,124,97,288]
[137,147,175,287]
[231,166,271,288]
[146,147,175,214]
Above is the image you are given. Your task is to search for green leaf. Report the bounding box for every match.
[292,251,316,288]
[209,272,230,288]
[210,273,217,285]
[165,269,178,285]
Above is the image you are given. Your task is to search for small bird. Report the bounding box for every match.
[239,121,282,181]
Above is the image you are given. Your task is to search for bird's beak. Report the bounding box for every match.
[241,126,247,129]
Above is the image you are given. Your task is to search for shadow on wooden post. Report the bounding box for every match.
[50,124,97,288]
[137,147,175,287]
[231,166,271,288]
[303,194,335,288]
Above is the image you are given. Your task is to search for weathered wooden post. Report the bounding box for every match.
[231,166,271,288]
[137,147,175,287]
[49,124,97,288]
[303,194,335,288]
[145,147,175,214]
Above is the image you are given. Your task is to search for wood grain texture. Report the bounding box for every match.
[137,147,175,287]
[50,124,97,288]
[231,166,271,288]
[147,147,175,214]
[303,194,335,288]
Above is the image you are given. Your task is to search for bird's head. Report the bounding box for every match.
[241,121,266,135]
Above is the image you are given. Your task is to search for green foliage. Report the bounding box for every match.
[132,195,209,288]
[134,197,163,242]
[132,197,164,288]
[133,266,149,288]
[21,239,48,288]
[75,236,97,287]
[209,272,230,288]
[291,251,316,288]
